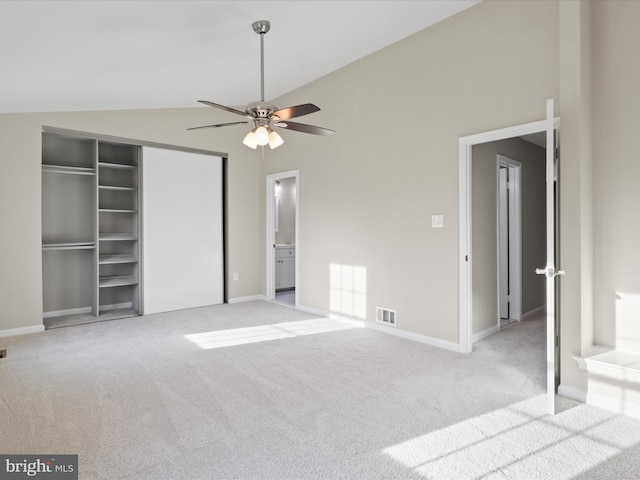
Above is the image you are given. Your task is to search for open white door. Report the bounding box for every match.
[536,99,563,415]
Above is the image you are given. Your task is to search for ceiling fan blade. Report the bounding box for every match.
[273,103,320,120]
[187,121,249,131]
[198,100,247,116]
[278,120,335,136]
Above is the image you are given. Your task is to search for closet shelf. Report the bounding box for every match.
[99,233,137,241]
[99,254,137,264]
[99,209,137,213]
[99,185,137,192]
[99,275,138,288]
[43,164,95,175]
[43,242,96,251]
[98,161,137,170]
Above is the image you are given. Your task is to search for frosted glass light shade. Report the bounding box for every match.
[254,126,269,146]
[268,130,284,149]
[242,131,258,149]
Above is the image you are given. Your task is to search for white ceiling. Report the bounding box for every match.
[0,0,480,114]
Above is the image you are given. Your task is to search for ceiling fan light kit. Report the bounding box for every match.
[189,20,334,150]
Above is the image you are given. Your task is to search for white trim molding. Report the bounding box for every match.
[297,303,461,352]
[458,116,560,353]
[228,295,267,304]
[266,170,299,305]
[0,324,45,338]
[558,384,587,403]
[369,321,460,352]
[496,154,522,323]
[586,391,640,420]
[522,305,546,320]
[472,325,500,343]
[576,349,640,384]
[575,347,640,419]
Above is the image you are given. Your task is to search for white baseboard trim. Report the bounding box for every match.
[561,382,640,419]
[558,384,587,403]
[43,306,91,319]
[296,303,460,352]
[472,325,500,343]
[294,304,329,318]
[0,324,45,338]
[228,295,267,304]
[367,321,461,352]
[586,390,640,420]
[522,305,545,320]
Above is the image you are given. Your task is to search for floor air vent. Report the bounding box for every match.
[376,307,396,327]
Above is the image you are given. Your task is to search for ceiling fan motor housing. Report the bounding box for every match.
[246,101,278,120]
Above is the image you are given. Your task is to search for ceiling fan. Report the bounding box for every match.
[188,20,335,150]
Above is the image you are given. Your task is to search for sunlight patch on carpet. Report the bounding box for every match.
[184,317,362,349]
[383,394,640,479]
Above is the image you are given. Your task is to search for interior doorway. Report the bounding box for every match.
[266,170,299,306]
[458,113,558,353]
[459,100,560,415]
[498,155,522,329]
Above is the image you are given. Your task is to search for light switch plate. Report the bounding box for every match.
[432,215,444,228]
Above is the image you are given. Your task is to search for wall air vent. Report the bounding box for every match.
[376,307,396,327]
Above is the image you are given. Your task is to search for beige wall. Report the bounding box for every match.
[472,138,546,334]
[558,0,593,390]
[262,0,558,343]
[592,0,640,351]
[0,108,263,331]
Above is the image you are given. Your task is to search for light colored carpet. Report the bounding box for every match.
[1,301,640,479]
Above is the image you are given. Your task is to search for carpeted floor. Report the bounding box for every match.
[1,301,640,479]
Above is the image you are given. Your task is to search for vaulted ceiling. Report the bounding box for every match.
[0,0,480,113]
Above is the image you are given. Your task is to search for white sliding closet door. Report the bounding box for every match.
[142,147,223,315]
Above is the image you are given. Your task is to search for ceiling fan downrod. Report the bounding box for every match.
[252,20,270,103]
[188,18,334,146]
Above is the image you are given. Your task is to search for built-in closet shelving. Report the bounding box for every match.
[97,142,140,320]
[42,133,98,327]
[42,132,140,328]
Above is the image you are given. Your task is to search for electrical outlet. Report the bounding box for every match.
[233,273,239,281]
[432,214,444,228]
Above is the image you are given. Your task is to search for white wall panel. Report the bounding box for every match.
[142,147,223,314]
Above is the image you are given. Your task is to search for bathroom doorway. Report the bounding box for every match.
[266,170,299,306]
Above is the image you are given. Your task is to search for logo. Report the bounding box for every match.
[0,456,77,479]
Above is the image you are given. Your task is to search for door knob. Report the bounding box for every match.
[535,266,565,278]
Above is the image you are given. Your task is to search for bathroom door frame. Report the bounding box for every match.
[497,154,522,325]
[266,170,299,303]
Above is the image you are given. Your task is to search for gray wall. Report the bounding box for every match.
[471,138,546,334]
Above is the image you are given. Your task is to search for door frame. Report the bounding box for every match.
[497,154,522,325]
[266,170,299,303]
[458,118,559,353]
